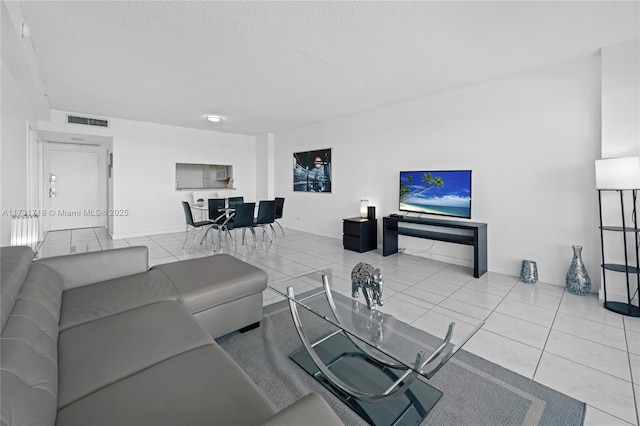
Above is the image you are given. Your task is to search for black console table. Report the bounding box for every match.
[383,215,488,278]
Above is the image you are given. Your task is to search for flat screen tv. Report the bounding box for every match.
[399,170,472,219]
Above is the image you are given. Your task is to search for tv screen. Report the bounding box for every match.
[399,170,472,219]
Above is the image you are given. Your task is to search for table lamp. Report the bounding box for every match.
[360,200,369,218]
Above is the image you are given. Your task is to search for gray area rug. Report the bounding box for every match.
[217,295,586,426]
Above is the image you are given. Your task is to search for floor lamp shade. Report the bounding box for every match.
[595,157,640,190]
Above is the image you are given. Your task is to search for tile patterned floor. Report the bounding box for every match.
[38,227,640,425]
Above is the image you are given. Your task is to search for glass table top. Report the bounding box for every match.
[267,275,484,382]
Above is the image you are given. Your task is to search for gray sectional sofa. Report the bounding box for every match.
[1,245,342,426]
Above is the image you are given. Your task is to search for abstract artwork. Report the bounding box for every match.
[293,148,332,192]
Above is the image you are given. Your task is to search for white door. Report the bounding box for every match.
[45,144,105,230]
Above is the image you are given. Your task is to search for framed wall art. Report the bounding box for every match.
[293,148,332,192]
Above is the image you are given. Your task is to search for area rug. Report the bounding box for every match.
[217,294,586,426]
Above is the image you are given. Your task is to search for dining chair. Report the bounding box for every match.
[227,196,244,209]
[274,197,285,237]
[208,198,228,223]
[230,202,257,247]
[255,200,277,243]
[181,201,213,251]
[207,198,232,249]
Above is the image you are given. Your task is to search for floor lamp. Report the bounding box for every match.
[595,156,640,317]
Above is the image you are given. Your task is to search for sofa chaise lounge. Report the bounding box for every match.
[1,245,342,426]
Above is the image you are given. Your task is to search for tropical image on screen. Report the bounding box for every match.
[399,170,472,218]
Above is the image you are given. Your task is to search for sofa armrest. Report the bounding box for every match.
[260,393,343,426]
[35,246,149,290]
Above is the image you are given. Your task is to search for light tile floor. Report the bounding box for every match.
[38,227,640,426]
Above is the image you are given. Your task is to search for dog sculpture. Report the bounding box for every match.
[351,262,383,310]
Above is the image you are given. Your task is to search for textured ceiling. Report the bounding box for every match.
[19,1,640,135]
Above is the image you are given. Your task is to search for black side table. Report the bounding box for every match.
[343,217,377,253]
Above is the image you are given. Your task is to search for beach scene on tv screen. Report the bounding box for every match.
[400,170,471,218]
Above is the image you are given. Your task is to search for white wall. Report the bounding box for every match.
[255,133,269,200]
[0,60,38,245]
[40,110,257,239]
[1,0,49,246]
[601,40,640,159]
[273,56,602,286]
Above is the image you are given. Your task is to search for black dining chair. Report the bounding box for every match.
[206,198,232,249]
[208,198,227,222]
[231,202,257,247]
[274,197,285,237]
[255,200,277,243]
[181,201,213,251]
[227,196,244,209]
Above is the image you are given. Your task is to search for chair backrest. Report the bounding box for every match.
[275,197,285,219]
[182,201,196,226]
[208,198,226,221]
[228,196,244,209]
[232,202,256,228]
[256,200,276,225]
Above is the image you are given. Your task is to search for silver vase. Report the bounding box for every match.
[520,260,538,284]
[565,245,591,295]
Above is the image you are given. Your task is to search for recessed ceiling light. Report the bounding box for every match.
[204,114,223,123]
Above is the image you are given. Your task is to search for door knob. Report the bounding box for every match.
[49,188,56,198]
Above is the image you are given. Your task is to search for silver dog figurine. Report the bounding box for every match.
[351,262,383,310]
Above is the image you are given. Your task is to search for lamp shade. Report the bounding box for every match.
[595,157,640,190]
[360,200,368,218]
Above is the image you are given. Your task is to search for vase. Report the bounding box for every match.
[565,245,591,295]
[520,260,538,284]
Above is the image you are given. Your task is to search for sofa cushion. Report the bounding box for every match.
[6,263,64,357]
[55,344,278,426]
[59,269,179,331]
[1,259,63,426]
[1,339,58,426]
[36,246,149,290]
[151,254,268,314]
[57,301,213,409]
[1,246,34,331]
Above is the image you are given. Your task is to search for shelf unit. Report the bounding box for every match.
[598,189,640,317]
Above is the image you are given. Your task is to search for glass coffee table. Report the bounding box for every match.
[268,275,484,426]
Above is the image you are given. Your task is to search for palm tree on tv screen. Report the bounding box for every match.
[400,172,444,203]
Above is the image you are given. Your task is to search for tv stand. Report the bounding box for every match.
[383,216,487,278]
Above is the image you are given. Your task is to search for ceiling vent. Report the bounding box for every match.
[67,114,109,128]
